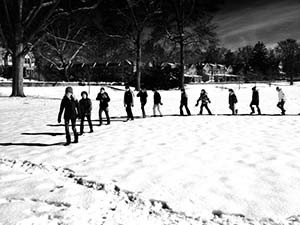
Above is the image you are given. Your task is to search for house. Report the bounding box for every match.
[0,48,36,79]
[202,63,240,82]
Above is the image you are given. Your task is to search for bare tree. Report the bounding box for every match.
[159,0,220,88]
[96,0,161,90]
[36,18,89,81]
[0,0,99,96]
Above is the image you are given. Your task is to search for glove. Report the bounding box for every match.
[195,104,198,107]
[131,104,134,107]
[160,102,163,105]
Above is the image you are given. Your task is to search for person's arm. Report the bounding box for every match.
[88,99,92,113]
[106,93,110,102]
[131,91,134,106]
[96,93,100,100]
[76,100,81,118]
[58,99,65,123]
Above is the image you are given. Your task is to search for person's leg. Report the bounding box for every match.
[230,104,235,115]
[157,104,162,116]
[256,105,261,115]
[153,105,156,116]
[141,103,146,118]
[99,108,103,126]
[205,104,212,115]
[80,116,84,134]
[64,119,71,145]
[250,103,255,114]
[105,108,110,124]
[87,115,93,132]
[71,119,78,143]
[129,106,134,120]
[199,104,204,115]
[185,103,191,115]
[281,101,286,115]
[180,104,184,115]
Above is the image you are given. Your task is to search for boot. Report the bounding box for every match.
[65,135,71,146]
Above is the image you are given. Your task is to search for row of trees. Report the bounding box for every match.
[201,39,300,84]
[0,0,222,97]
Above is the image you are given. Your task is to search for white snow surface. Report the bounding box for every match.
[1,82,300,224]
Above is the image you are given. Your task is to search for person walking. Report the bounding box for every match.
[124,85,134,121]
[58,87,80,146]
[79,91,93,134]
[228,89,238,115]
[276,87,286,115]
[96,87,111,125]
[195,89,212,115]
[137,87,148,118]
[153,88,163,117]
[250,86,261,115]
[180,88,191,116]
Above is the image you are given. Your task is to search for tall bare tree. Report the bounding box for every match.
[159,0,220,88]
[0,0,99,96]
[276,39,299,85]
[96,0,161,90]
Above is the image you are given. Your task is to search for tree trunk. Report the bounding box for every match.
[136,32,142,90]
[179,35,184,88]
[11,43,25,97]
[64,66,69,81]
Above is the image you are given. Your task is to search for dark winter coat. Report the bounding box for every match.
[137,91,148,104]
[251,90,259,105]
[58,95,80,121]
[181,92,188,105]
[79,98,92,116]
[124,90,134,105]
[96,92,110,109]
[229,93,238,106]
[154,92,162,105]
[197,93,210,105]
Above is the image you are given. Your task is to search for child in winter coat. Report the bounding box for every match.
[58,87,80,146]
[180,88,191,116]
[96,87,111,125]
[137,87,148,118]
[228,89,238,115]
[276,87,286,115]
[195,89,212,115]
[153,88,163,117]
[250,86,261,115]
[124,85,134,121]
[79,91,93,134]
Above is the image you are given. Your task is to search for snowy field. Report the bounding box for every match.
[0,82,300,224]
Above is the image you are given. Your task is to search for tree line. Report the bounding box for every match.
[0,0,299,97]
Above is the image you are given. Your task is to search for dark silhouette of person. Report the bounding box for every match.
[228,89,238,115]
[250,86,261,115]
[137,87,148,118]
[153,88,163,117]
[96,87,111,125]
[276,87,286,115]
[124,85,134,121]
[195,89,212,115]
[79,91,93,134]
[58,87,80,146]
[180,88,191,116]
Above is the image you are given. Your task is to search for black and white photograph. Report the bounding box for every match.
[1,0,300,224]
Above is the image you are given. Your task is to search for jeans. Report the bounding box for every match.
[125,105,134,120]
[64,118,78,143]
[180,103,191,116]
[99,107,110,125]
[200,103,212,115]
[80,114,93,133]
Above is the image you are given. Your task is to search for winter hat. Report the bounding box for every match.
[100,87,105,91]
[81,91,88,97]
[65,86,73,94]
[252,86,256,90]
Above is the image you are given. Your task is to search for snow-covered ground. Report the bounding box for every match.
[1,83,300,224]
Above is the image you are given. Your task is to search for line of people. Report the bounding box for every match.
[57,85,289,145]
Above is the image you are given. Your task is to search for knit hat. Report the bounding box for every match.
[81,91,88,97]
[65,86,73,94]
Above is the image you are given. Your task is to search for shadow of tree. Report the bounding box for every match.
[0,142,65,147]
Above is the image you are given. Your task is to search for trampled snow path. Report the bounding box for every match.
[1,83,300,224]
